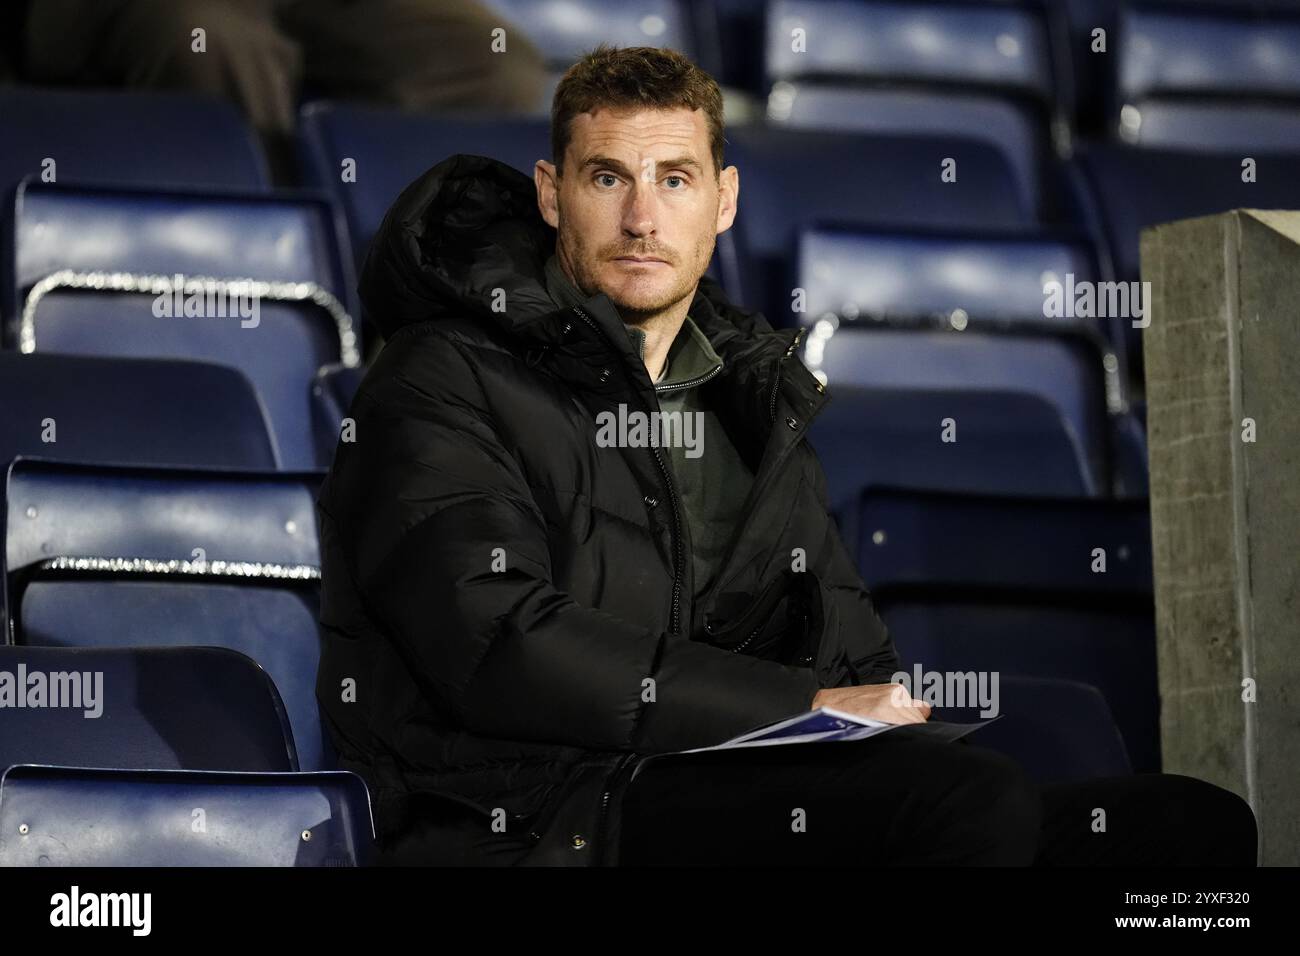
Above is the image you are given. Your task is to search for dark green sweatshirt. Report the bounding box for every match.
[543,255,754,599]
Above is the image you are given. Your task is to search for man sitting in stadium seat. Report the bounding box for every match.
[314,44,1257,866]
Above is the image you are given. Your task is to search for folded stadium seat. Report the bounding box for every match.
[7,180,361,469]
[0,645,296,773]
[806,323,1116,494]
[808,386,1093,556]
[1114,1,1300,151]
[763,0,1068,220]
[299,103,553,264]
[0,352,279,470]
[0,88,270,198]
[943,676,1132,783]
[724,127,1036,323]
[0,765,374,866]
[3,459,334,771]
[857,486,1160,772]
[482,0,722,105]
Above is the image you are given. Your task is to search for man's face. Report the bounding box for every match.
[535,106,739,322]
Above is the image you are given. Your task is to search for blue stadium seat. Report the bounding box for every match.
[4,459,333,770]
[483,0,718,82]
[958,676,1133,783]
[8,180,361,469]
[0,88,269,197]
[1116,3,1300,150]
[1069,142,1300,283]
[725,127,1035,321]
[805,324,1115,493]
[795,225,1113,340]
[0,353,278,470]
[766,0,1055,98]
[858,487,1152,593]
[764,0,1060,217]
[298,103,552,261]
[808,386,1093,550]
[0,645,296,773]
[0,765,374,866]
[858,486,1159,772]
[1067,141,1300,380]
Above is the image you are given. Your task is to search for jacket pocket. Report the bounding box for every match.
[704,570,823,667]
[517,755,636,867]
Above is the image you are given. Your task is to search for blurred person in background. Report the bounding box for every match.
[9,0,547,181]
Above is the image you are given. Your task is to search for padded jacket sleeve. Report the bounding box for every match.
[332,329,821,755]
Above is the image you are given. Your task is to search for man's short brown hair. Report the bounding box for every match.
[551,44,726,179]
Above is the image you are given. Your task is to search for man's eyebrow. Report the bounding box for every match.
[581,155,704,176]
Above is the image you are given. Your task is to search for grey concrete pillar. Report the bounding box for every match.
[1141,209,1300,866]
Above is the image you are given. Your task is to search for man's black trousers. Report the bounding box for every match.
[615,733,1258,866]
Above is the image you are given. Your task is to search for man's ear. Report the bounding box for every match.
[715,164,739,236]
[535,159,560,229]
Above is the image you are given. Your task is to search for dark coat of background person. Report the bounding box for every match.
[315,154,902,865]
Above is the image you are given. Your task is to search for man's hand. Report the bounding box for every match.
[811,683,931,724]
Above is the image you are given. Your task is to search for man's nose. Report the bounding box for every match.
[621,178,657,236]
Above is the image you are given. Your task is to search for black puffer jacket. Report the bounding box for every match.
[315,154,900,865]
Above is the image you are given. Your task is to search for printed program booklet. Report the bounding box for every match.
[677,707,1000,753]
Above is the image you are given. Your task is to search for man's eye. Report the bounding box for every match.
[596,173,619,187]
[665,176,685,189]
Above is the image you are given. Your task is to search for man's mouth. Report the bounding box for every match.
[614,256,670,265]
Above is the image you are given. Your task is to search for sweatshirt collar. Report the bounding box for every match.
[543,254,723,391]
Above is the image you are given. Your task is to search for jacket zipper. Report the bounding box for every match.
[593,750,638,866]
[571,304,685,635]
[654,363,723,395]
[730,622,765,654]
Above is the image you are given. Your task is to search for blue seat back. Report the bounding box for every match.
[0,645,295,773]
[764,0,1056,214]
[809,325,1113,490]
[886,599,1159,772]
[857,487,1152,593]
[796,226,1104,332]
[1070,143,1300,283]
[298,104,552,261]
[808,386,1092,548]
[725,127,1035,320]
[765,0,1055,99]
[1117,4,1300,149]
[485,0,704,68]
[0,88,269,196]
[0,353,278,470]
[5,460,332,770]
[859,487,1158,771]
[0,766,374,866]
[958,676,1133,783]
[10,181,361,469]
[768,86,1048,219]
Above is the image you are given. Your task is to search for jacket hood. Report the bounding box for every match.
[359,154,558,341]
[358,153,781,353]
